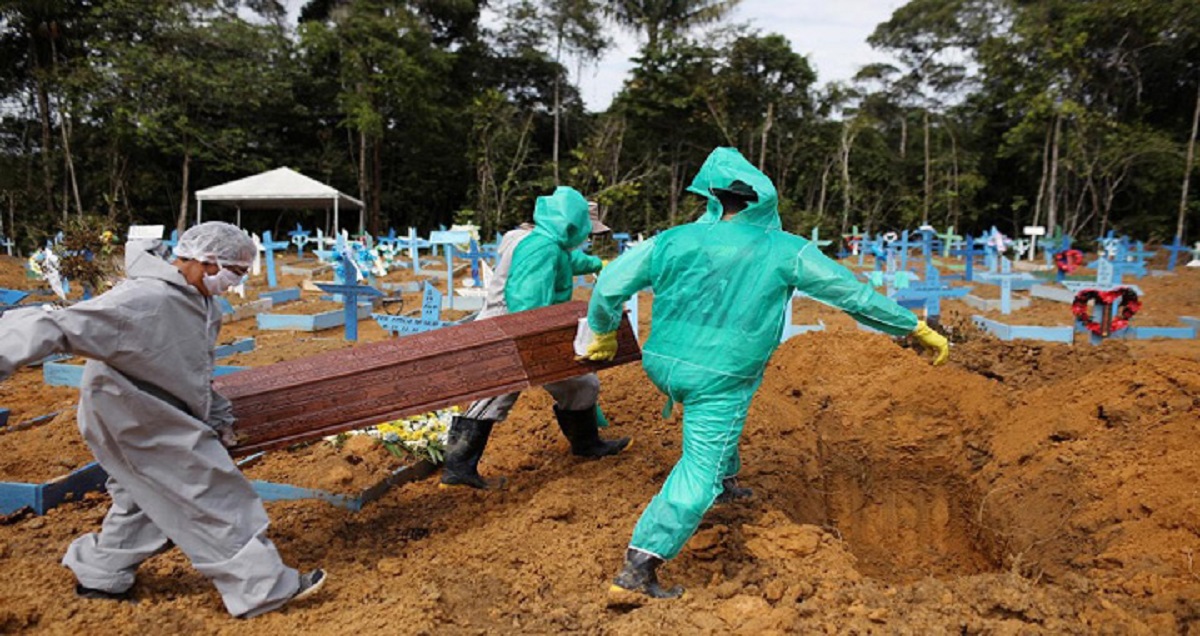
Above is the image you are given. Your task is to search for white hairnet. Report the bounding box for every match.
[173,222,256,268]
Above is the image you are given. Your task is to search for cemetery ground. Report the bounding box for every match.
[1,254,1200,634]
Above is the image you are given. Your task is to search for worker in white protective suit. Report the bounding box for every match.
[0,222,325,617]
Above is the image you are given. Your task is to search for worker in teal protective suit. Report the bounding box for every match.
[440,186,630,489]
[582,148,949,600]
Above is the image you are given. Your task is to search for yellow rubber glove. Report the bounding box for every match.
[911,321,949,366]
[580,330,618,361]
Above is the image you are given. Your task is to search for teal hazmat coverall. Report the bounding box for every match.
[463,186,604,420]
[587,148,919,560]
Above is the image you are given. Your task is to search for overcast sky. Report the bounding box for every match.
[282,0,905,112]
[576,0,905,111]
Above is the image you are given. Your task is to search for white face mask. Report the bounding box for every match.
[202,268,243,296]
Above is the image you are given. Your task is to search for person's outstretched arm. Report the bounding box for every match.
[0,290,127,380]
[582,239,656,360]
[568,249,603,275]
[789,241,947,364]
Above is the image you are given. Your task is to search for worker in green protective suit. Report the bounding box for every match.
[582,148,949,600]
[440,186,630,489]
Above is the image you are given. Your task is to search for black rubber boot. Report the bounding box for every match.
[714,476,753,504]
[554,407,630,458]
[75,584,134,602]
[439,416,505,489]
[609,549,684,601]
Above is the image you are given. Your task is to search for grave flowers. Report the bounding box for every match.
[341,407,457,465]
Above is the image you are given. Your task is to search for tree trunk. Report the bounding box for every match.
[758,102,774,171]
[50,36,82,219]
[1177,83,1200,241]
[922,110,931,225]
[1046,111,1063,235]
[176,148,191,235]
[356,129,367,234]
[552,35,563,186]
[370,138,382,235]
[33,74,56,220]
[668,158,680,224]
[840,124,855,234]
[899,115,907,160]
[1032,123,1052,229]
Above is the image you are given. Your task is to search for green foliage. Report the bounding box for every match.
[0,0,1197,251]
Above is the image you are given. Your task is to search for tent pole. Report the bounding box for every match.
[236,207,242,228]
[197,200,203,224]
[334,198,340,236]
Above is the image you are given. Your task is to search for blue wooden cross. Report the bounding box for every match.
[892,230,920,272]
[1164,236,1192,271]
[376,228,400,250]
[892,266,969,323]
[163,229,180,254]
[993,257,1020,315]
[260,230,289,289]
[460,239,493,286]
[372,283,452,337]
[0,234,13,257]
[396,227,432,274]
[613,232,632,254]
[288,223,312,259]
[430,230,470,309]
[809,227,833,249]
[313,282,382,341]
[951,234,987,282]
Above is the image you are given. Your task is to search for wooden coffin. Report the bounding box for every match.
[215,301,640,456]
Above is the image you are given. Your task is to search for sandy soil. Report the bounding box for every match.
[1,250,1199,634]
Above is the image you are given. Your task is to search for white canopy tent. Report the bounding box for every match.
[195,167,364,233]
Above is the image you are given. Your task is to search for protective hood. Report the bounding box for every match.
[124,239,196,292]
[686,147,781,230]
[532,186,592,249]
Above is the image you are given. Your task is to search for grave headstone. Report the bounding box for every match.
[937,226,963,258]
[0,235,12,257]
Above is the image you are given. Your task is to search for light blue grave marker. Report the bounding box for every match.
[314,282,383,341]
[809,227,832,249]
[373,283,452,337]
[951,235,986,282]
[1164,236,1191,271]
[0,234,13,257]
[288,223,312,258]
[430,230,470,310]
[260,230,288,289]
[613,232,632,254]
[460,239,494,286]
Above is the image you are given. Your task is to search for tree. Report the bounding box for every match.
[607,0,740,54]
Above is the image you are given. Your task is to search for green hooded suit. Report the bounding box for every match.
[588,148,918,559]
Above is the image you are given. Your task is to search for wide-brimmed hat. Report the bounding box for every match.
[588,201,611,234]
[709,179,759,203]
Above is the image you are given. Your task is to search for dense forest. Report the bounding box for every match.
[0,0,1197,252]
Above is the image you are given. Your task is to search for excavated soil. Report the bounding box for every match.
[1,253,1199,633]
